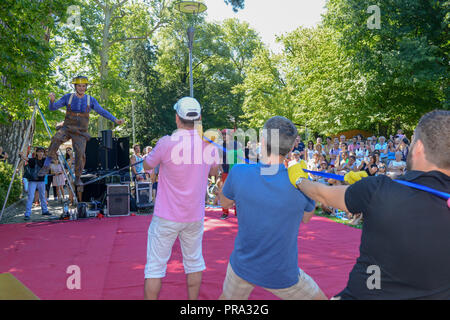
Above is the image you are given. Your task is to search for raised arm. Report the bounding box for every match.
[48,93,69,111]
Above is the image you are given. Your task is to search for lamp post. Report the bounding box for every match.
[175,1,207,98]
[128,88,136,145]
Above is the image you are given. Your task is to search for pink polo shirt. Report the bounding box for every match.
[144,129,219,222]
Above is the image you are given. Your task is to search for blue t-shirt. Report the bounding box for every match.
[222,163,315,289]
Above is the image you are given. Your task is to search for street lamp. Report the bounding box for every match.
[127,88,136,145]
[175,1,207,98]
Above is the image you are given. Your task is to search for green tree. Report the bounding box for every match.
[324,0,449,133]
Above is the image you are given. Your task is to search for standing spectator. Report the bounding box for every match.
[323,137,333,161]
[329,141,341,167]
[340,135,346,144]
[19,148,51,220]
[397,137,410,162]
[292,135,305,158]
[386,140,396,165]
[218,116,326,300]
[0,146,8,162]
[65,147,76,206]
[305,140,315,164]
[50,158,66,202]
[142,97,219,300]
[130,144,145,181]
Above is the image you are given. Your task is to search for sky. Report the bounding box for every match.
[203,0,327,53]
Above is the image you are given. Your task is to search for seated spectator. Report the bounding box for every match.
[362,155,378,177]
[348,136,359,152]
[367,163,379,177]
[329,141,341,167]
[366,137,375,153]
[377,163,387,176]
[0,146,8,162]
[314,143,327,158]
[316,136,323,146]
[354,141,369,161]
[340,155,358,173]
[288,150,301,167]
[387,151,406,179]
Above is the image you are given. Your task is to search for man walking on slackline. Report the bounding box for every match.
[38,76,124,187]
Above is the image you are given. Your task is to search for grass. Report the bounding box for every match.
[314,208,363,229]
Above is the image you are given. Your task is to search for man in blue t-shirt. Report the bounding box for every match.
[218,116,327,300]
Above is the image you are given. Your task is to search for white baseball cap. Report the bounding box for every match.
[173,97,201,120]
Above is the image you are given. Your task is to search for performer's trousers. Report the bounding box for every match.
[47,115,90,180]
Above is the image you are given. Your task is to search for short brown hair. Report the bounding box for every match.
[414,110,450,169]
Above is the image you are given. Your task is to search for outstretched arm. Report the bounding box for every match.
[90,97,124,124]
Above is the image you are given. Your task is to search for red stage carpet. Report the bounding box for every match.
[0,210,361,300]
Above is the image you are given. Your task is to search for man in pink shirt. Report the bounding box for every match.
[143,97,219,300]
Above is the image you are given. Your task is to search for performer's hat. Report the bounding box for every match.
[72,76,89,85]
[173,97,201,120]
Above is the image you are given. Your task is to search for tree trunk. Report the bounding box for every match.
[0,118,35,166]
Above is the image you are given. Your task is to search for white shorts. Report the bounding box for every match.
[144,215,205,278]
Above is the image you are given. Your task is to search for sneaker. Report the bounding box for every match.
[24,216,30,221]
[220,213,229,220]
[42,211,51,216]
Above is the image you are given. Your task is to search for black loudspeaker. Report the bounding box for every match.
[85,138,100,172]
[117,137,130,168]
[106,184,130,216]
[99,138,118,170]
[101,130,113,149]
[136,182,152,208]
[81,175,106,202]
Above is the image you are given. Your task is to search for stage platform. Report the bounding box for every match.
[0,209,361,300]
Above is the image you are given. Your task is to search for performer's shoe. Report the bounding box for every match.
[75,177,83,186]
[38,165,51,177]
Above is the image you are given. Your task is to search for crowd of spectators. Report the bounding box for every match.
[284,130,410,224]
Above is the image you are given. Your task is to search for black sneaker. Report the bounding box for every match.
[24,216,30,221]
[42,211,51,216]
[220,213,229,220]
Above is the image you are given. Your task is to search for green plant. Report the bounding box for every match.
[0,161,23,208]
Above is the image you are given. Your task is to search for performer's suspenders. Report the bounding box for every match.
[67,93,91,113]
